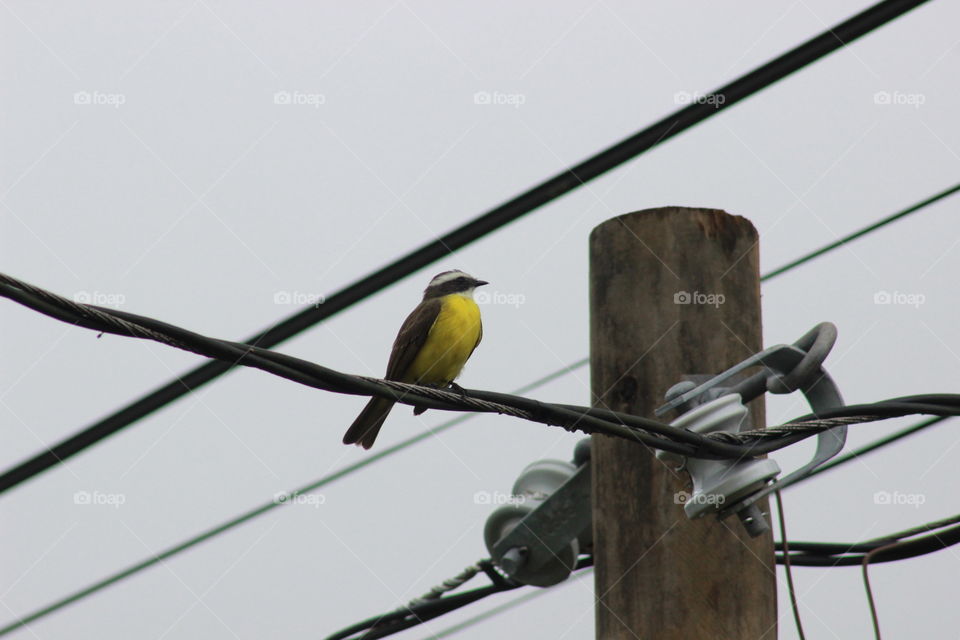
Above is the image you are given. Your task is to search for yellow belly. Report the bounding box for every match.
[405,294,482,385]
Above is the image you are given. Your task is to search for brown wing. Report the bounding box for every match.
[384,298,441,382]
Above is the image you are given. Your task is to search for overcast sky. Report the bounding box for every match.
[2,1,959,638]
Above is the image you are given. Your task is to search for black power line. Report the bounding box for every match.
[9,363,942,636]
[0,358,589,638]
[0,262,954,634]
[5,271,960,459]
[0,0,932,495]
[2,165,952,633]
[416,415,953,639]
[2,267,959,636]
[328,509,960,639]
[762,182,960,282]
[805,416,948,479]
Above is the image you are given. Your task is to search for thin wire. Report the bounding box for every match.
[805,416,947,480]
[0,0,932,495]
[333,560,496,639]
[862,541,898,640]
[0,212,943,635]
[780,517,960,566]
[762,182,960,282]
[0,359,589,638]
[405,562,486,608]
[6,273,960,460]
[342,504,960,640]
[4,169,953,490]
[0,215,949,638]
[775,491,806,640]
[0,1,945,631]
[10,339,937,638]
[429,569,594,640]
[868,512,960,543]
[327,558,593,639]
[366,420,958,637]
[2,324,948,634]
[429,588,547,639]
[334,514,960,640]
[0,276,734,458]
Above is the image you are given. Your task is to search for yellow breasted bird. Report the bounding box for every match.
[342,270,487,449]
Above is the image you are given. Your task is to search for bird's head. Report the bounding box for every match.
[423,270,488,299]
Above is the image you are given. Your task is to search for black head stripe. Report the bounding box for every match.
[423,273,476,298]
[423,270,475,298]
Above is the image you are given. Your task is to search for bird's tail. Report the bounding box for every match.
[342,397,395,449]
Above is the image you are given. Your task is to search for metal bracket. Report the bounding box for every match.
[655,322,846,526]
[656,323,839,414]
[488,462,592,587]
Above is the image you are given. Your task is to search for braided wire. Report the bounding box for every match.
[730,415,887,440]
[404,561,488,608]
[363,378,535,420]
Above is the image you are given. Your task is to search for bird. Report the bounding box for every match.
[342,270,488,449]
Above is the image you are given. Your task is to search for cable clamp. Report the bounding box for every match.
[655,322,846,536]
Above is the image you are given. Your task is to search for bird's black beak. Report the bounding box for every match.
[474,279,489,287]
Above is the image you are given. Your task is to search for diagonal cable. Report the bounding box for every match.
[0,0,933,494]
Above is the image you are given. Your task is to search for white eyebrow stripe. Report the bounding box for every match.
[429,270,472,286]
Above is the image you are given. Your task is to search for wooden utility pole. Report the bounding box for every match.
[590,207,775,639]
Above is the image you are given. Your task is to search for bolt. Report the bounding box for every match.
[737,504,770,537]
[500,546,529,576]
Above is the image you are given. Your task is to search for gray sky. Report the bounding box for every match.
[2,1,959,638]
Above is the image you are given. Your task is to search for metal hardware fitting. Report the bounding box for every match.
[655,322,846,535]
[483,442,592,587]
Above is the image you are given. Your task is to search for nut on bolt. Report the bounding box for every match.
[499,546,529,576]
